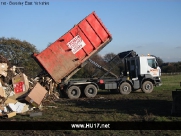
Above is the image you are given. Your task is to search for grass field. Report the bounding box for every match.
[1,74,181,135]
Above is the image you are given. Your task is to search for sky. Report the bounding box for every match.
[0,0,181,62]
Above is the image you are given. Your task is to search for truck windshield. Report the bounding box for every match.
[147,58,157,69]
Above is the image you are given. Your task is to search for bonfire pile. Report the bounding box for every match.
[0,55,59,118]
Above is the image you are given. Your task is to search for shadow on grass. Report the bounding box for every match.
[58,96,172,117]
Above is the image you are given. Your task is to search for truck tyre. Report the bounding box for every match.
[119,82,132,95]
[84,84,97,98]
[141,81,154,93]
[67,86,81,99]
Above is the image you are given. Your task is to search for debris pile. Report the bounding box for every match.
[0,56,60,119]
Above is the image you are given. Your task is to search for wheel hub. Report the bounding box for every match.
[145,84,151,90]
[123,86,129,92]
[88,88,93,94]
[72,89,77,95]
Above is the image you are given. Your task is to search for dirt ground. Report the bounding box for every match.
[0,75,181,135]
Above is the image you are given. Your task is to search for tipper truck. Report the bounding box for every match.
[88,50,162,95]
[33,11,162,99]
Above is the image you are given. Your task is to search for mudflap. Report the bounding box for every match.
[171,89,181,116]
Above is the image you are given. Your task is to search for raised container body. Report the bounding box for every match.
[33,11,112,83]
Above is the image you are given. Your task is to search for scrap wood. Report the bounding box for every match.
[1,111,16,119]
[42,92,60,106]
[4,84,14,98]
[0,96,6,104]
[0,66,62,119]
[0,104,16,119]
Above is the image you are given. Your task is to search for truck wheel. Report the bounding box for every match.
[84,84,97,98]
[141,81,154,93]
[67,86,81,99]
[119,82,132,95]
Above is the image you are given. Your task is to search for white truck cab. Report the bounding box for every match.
[123,52,162,94]
[139,55,161,77]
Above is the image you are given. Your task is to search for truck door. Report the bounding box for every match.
[128,58,138,79]
[147,58,160,77]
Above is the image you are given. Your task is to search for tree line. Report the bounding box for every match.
[0,37,180,80]
[0,37,41,81]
